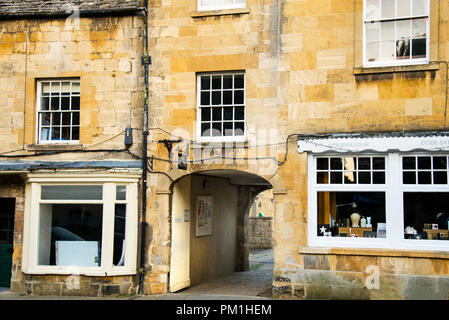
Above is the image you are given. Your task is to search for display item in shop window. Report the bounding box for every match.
[435,212,449,230]
[366,216,372,228]
[360,216,367,228]
[350,212,361,227]
[405,226,417,235]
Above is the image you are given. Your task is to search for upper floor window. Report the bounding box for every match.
[37,79,80,144]
[198,0,246,11]
[364,0,429,67]
[197,71,245,141]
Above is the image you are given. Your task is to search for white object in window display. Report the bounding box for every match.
[56,241,99,267]
[350,212,361,227]
[360,216,367,227]
[366,216,372,228]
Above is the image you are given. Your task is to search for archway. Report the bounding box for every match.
[168,169,273,297]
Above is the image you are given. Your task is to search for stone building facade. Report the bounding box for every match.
[1,0,449,300]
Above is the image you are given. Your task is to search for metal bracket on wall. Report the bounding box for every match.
[141,56,152,65]
[158,139,182,157]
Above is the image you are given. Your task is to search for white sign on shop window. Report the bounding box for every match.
[298,136,449,154]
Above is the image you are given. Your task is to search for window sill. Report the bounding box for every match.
[298,246,449,259]
[26,144,84,152]
[191,8,250,18]
[354,62,440,76]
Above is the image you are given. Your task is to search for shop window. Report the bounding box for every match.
[37,79,80,144]
[309,152,449,250]
[403,192,449,240]
[197,72,245,141]
[23,176,139,276]
[364,0,429,67]
[198,0,246,11]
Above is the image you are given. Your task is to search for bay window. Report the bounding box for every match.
[22,174,139,276]
[308,152,449,250]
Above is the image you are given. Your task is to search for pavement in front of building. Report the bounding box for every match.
[0,248,274,300]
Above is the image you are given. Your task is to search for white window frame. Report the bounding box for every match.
[197,0,246,11]
[21,173,140,276]
[196,71,246,143]
[36,79,81,145]
[363,0,430,68]
[308,152,449,251]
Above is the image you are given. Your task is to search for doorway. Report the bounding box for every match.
[0,198,15,288]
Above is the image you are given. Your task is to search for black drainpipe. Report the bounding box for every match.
[138,0,149,296]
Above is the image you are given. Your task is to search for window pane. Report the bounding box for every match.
[234,90,244,104]
[366,41,379,62]
[212,91,221,105]
[51,127,60,140]
[396,39,410,59]
[412,0,427,16]
[201,76,210,90]
[38,203,103,266]
[113,204,126,266]
[51,97,60,110]
[317,192,386,238]
[381,0,395,19]
[366,22,380,42]
[381,21,394,40]
[373,172,386,184]
[61,97,70,110]
[212,107,222,121]
[330,158,343,170]
[403,156,416,169]
[42,82,51,94]
[344,172,357,184]
[41,113,51,126]
[433,157,447,169]
[201,107,211,121]
[116,185,126,201]
[52,112,61,126]
[71,82,80,94]
[317,172,329,184]
[41,97,50,111]
[201,123,211,136]
[358,157,371,170]
[418,171,431,184]
[331,172,343,184]
[234,75,244,88]
[72,112,80,126]
[72,127,80,140]
[71,96,80,110]
[397,0,411,17]
[373,157,385,169]
[397,20,411,39]
[380,41,395,61]
[223,122,233,136]
[62,127,70,140]
[212,122,222,136]
[223,107,233,120]
[366,0,380,20]
[223,91,233,105]
[433,172,448,184]
[418,156,431,169]
[403,171,416,184]
[412,38,426,59]
[41,185,103,200]
[235,106,244,120]
[40,128,50,141]
[223,75,233,89]
[235,122,244,136]
[403,193,449,240]
[317,158,329,170]
[358,172,371,184]
[412,19,426,37]
[201,92,210,105]
[212,76,221,89]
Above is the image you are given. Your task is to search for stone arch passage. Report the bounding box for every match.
[168,169,273,296]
